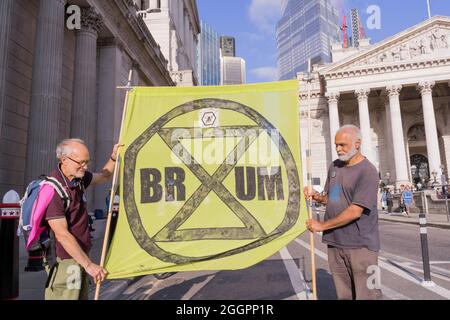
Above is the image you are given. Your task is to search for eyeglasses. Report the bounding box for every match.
[66,156,90,167]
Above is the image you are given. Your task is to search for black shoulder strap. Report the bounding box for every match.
[41,176,71,212]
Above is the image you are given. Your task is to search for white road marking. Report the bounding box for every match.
[380,251,450,266]
[429,265,450,277]
[380,285,412,300]
[279,247,312,300]
[295,239,327,260]
[181,274,216,300]
[97,280,131,300]
[122,276,154,295]
[398,262,450,283]
[380,251,450,277]
[378,257,450,299]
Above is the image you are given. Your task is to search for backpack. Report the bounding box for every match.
[17,175,70,259]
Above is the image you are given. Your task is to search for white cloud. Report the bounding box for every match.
[250,67,278,81]
[248,0,281,34]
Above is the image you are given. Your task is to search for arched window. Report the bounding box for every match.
[410,154,430,184]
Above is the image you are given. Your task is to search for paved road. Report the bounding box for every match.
[95,219,450,300]
[17,218,450,300]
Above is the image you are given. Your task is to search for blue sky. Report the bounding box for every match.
[197,0,450,84]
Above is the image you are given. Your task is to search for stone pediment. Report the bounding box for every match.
[324,16,450,74]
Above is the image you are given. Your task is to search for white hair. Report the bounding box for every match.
[336,125,362,141]
[56,138,86,160]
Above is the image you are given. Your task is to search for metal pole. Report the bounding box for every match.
[420,192,435,287]
[427,0,431,19]
[305,58,318,300]
[95,70,133,300]
[445,184,450,223]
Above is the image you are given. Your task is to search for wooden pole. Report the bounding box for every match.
[305,59,318,300]
[94,70,133,300]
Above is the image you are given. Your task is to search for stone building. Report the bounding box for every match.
[298,16,450,191]
[136,0,200,86]
[0,0,175,211]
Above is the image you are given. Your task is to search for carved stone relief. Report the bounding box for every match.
[351,27,450,67]
[408,124,426,142]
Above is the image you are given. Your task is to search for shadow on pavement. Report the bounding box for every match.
[119,259,306,300]
[316,268,337,300]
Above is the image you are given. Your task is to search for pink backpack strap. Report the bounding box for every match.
[26,184,55,250]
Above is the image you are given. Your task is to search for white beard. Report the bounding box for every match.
[338,144,358,162]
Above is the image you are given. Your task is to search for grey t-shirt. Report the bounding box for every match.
[322,158,380,251]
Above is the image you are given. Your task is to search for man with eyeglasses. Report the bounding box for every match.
[44,138,122,300]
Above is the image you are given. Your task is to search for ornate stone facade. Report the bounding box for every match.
[136,0,200,86]
[298,16,450,191]
[0,0,175,210]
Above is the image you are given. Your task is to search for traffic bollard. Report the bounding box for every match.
[419,192,435,287]
[0,190,21,299]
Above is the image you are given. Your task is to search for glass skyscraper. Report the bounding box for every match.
[276,0,340,80]
[197,21,221,86]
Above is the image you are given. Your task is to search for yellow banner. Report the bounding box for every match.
[104,81,307,279]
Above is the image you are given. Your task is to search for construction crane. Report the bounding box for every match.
[340,15,349,48]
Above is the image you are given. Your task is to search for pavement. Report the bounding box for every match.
[13,208,450,300]
[378,210,450,229]
[16,218,136,300]
[312,205,450,229]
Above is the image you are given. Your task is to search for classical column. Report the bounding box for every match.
[387,85,410,186]
[25,0,66,182]
[382,93,395,180]
[188,25,193,66]
[184,11,189,65]
[0,0,13,139]
[95,39,124,211]
[70,8,102,149]
[149,0,158,10]
[70,8,102,209]
[161,0,169,10]
[325,92,340,161]
[418,81,442,176]
[355,88,375,164]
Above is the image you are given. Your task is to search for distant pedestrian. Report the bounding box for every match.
[381,189,387,211]
[401,186,413,216]
[386,189,393,214]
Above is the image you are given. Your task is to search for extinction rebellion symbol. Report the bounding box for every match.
[123,99,301,264]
